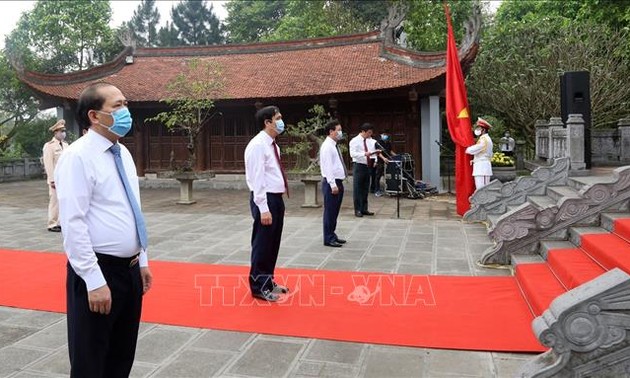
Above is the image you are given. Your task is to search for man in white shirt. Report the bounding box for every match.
[55,83,153,377]
[319,119,347,248]
[349,123,380,217]
[244,105,290,302]
[465,117,494,189]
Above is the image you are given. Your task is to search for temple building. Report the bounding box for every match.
[16,17,480,189]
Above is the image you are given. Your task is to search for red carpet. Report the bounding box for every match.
[0,249,544,352]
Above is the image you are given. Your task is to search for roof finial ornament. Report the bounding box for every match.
[380,2,409,45]
[117,26,137,53]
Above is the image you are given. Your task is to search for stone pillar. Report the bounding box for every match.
[548,117,564,160]
[619,117,630,163]
[515,140,526,170]
[420,96,441,191]
[566,114,585,170]
[535,120,548,160]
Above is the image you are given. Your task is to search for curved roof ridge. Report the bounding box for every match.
[19,46,134,86]
[135,30,382,57]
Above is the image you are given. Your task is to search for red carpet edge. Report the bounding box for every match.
[0,249,545,353]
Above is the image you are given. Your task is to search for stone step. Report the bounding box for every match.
[546,185,581,202]
[601,212,630,234]
[539,240,576,260]
[515,262,566,317]
[510,254,544,270]
[527,195,556,210]
[546,248,605,290]
[567,175,617,192]
[568,226,609,247]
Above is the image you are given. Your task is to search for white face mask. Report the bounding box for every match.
[474,129,482,136]
[55,131,66,141]
[336,130,343,140]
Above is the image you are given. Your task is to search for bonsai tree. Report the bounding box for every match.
[284,104,329,173]
[149,58,224,171]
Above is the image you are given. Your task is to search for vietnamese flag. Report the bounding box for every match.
[444,3,475,215]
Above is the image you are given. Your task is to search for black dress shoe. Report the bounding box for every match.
[355,211,363,217]
[272,282,289,294]
[47,226,61,232]
[335,238,347,244]
[362,211,375,216]
[252,289,280,302]
[325,241,343,248]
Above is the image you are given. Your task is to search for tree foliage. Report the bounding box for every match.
[0,52,40,154]
[224,0,388,43]
[404,0,477,51]
[126,0,160,47]
[224,0,288,43]
[148,59,225,170]
[5,0,121,73]
[467,17,630,147]
[169,0,224,46]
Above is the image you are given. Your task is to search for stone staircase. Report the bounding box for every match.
[465,161,630,377]
[466,161,630,266]
[513,213,630,317]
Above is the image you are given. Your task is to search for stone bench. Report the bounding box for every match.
[300,176,322,208]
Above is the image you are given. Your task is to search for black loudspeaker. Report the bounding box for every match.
[385,161,407,193]
[560,71,591,168]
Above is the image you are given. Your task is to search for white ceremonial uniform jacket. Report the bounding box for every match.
[465,133,493,176]
[42,137,68,184]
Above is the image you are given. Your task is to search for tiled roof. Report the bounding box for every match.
[18,31,472,103]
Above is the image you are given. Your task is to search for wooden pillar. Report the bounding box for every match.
[134,116,146,177]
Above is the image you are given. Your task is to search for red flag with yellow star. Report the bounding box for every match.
[444,3,475,215]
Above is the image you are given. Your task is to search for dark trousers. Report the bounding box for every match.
[322,179,344,244]
[249,192,285,294]
[353,163,370,213]
[369,165,378,193]
[67,257,143,378]
[375,163,385,192]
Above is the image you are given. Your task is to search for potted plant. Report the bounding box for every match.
[148,58,225,204]
[491,151,516,182]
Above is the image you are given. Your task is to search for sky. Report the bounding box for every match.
[0,1,228,48]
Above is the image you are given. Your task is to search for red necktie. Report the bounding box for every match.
[364,138,374,168]
[272,141,289,197]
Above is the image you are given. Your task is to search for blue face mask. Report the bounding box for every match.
[381,134,389,141]
[275,119,285,134]
[98,108,133,137]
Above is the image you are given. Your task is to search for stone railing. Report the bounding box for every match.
[480,165,630,265]
[536,116,630,167]
[464,157,569,223]
[0,158,43,182]
[518,268,630,377]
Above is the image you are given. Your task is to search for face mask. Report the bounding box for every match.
[381,134,389,141]
[98,108,133,137]
[474,129,482,136]
[274,119,285,134]
[55,131,66,141]
[336,130,343,140]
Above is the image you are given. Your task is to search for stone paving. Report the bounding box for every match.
[0,178,536,377]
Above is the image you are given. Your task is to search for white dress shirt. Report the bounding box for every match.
[55,130,148,291]
[319,136,346,188]
[465,133,493,176]
[349,134,376,164]
[244,130,286,213]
